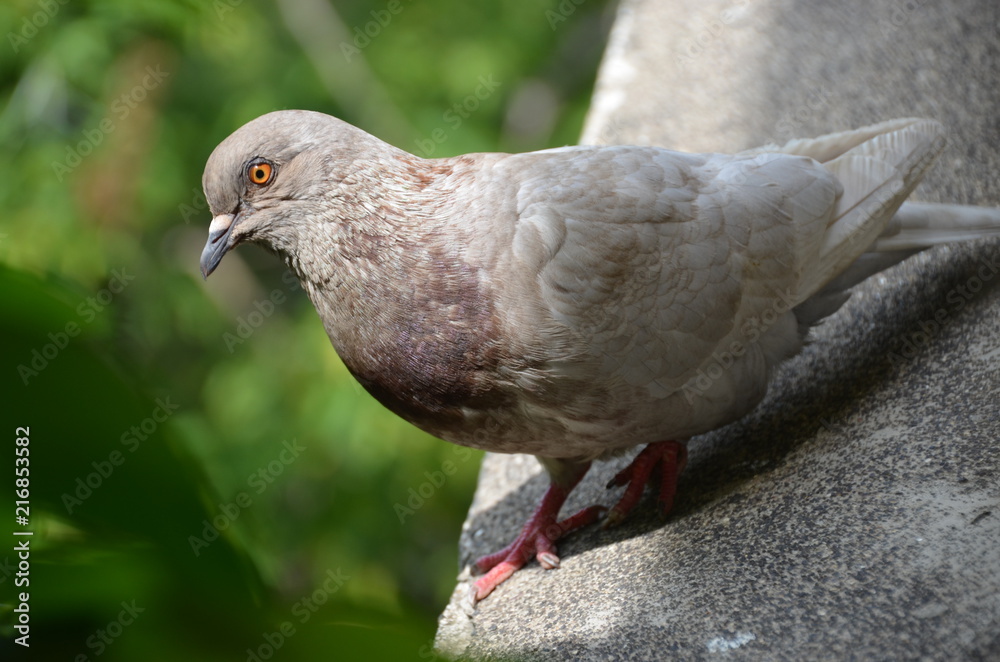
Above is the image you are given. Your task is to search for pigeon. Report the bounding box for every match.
[199,110,1000,601]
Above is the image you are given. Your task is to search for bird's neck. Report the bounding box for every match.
[279,151,448,285]
[280,154,511,437]
[278,150,471,349]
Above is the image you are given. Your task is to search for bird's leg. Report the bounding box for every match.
[472,458,604,602]
[604,440,687,527]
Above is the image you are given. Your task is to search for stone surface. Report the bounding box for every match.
[436,0,1000,659]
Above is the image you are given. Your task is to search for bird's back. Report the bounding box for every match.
[429,120,945,458]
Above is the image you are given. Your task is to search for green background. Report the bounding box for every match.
[0,0,611,659]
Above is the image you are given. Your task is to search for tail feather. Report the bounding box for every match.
[804,202,1000,308]
[793,118,947,299]
[786,118,1000,327]
[873,202,1000,251]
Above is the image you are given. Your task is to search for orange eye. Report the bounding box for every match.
[248,162,273,185]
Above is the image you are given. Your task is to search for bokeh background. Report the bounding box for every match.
[0,1,613,659]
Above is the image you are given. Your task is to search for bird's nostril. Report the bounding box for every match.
[208,213,234,239]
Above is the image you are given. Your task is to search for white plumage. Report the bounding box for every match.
[429,118,993,460]
[200,110,1000,601]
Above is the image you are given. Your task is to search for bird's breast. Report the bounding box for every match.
[312,243,518,443]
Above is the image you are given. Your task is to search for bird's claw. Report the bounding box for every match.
[604,440,687,528]
[472,504,605,602]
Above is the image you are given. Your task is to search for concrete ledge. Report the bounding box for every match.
[437,1,1000,658]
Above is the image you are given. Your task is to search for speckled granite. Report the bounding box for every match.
[436,1,1000,659]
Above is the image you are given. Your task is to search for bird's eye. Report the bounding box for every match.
[247,161,273,186]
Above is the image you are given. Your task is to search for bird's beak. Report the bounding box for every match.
[200,213,236,279]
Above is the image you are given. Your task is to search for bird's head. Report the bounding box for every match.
[198,109,381,279]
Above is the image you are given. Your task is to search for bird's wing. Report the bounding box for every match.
[500,145,840,398]
[504,119,945,407]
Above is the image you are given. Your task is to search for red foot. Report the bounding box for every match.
[605,440,687,527]
[471,442,687,602]
[472,469,604,602]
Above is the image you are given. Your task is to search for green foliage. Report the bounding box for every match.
[0,0,610,659]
